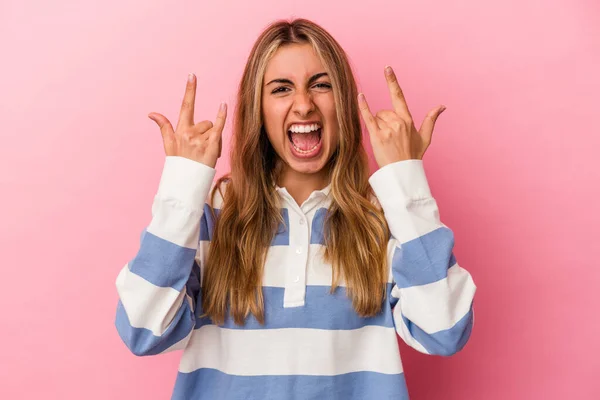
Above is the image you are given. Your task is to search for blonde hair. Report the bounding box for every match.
[201,18,390,326]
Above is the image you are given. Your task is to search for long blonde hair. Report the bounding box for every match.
[201,18,390,326]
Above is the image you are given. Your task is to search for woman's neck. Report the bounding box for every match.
[276,167,330,207]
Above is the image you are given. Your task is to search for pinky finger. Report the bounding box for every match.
[357,93,378,134]
[213,102,228,134]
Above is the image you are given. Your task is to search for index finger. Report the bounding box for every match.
[176,73,196,131]
[384,66,413,120]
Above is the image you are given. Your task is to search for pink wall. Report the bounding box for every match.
[1,0,598,398]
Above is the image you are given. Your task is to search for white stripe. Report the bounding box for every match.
[197,241,395,288]
[116,264,187,336]
[393,307,429,354]
[156,156,216,215]
[147,194,202,249]
[391,264,476,334]
[197,241,209,279]
[384,199,443,244]
[158,292,196,354]
[386,239,398,283]
[179,325,404,375]
[192,243,394,288]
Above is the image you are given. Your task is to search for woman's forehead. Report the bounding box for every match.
[264,44,326,81]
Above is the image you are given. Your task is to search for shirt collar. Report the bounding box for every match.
[275,182,331,198]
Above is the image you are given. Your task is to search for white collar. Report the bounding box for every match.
[274,182,331,198]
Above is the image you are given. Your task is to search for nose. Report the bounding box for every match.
[292,90,315,117]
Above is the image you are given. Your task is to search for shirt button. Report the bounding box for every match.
[296,247,302,254]
[294,276,300,282]
[299,218,305,225]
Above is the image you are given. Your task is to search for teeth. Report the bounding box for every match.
[291,140,320,153]
[289,124,321,133]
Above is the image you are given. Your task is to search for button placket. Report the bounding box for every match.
[283,205,310,307]
[277,187,331,308]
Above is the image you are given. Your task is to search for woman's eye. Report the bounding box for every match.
[271,83,331,94]
[272,87,289,94]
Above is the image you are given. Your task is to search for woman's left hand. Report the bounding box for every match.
[358,66,446,167]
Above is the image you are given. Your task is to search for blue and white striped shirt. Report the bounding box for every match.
[115,156,477,399]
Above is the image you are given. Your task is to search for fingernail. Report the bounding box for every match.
[188,73,194,82]
[440,105,447,113]
[385,66,392,75]
[220,102,227,112]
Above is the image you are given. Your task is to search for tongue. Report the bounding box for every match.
[290,130,320,151]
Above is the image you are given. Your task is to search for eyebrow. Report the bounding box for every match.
[265,72,329,87]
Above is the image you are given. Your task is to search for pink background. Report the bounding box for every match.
[1,0,598,398]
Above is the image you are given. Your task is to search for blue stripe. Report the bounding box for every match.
[172,368,408,400]
[194,283,396,330]
[271,208,290,246]
[310,207,328,245]
[391,226,457,288]
[115,298,195,356]
[200,206,290,246]
[200,204,220,242]
[129,231,197,291]
[185,261,202,311]
[402,303,474,356]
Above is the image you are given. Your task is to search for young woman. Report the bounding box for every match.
[115,18,476,400]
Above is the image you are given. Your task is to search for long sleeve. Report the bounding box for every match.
[369,159,477,356]
[114,156,216,356]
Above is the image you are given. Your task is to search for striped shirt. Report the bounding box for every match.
[115,156,477,399]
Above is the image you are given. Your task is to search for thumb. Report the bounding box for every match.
[148,112,175,143]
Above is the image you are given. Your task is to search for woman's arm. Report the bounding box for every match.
[114,156,215,356]
[370,159,477,356]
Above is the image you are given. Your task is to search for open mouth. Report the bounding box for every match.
[287,127,322,154]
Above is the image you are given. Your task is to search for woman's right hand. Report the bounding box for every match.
[148,73,227,169]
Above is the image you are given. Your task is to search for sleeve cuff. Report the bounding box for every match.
[368,159,433,209]
[156,156,216,213]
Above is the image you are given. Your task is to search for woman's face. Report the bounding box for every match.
[261,43,339,179]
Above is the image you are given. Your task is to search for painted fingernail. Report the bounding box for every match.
[188,73,194,82]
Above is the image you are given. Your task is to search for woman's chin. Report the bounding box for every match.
[284,147,331,175]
